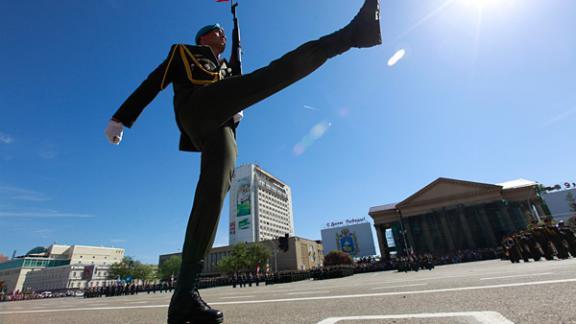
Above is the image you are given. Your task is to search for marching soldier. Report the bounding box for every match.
[106,1,381,323]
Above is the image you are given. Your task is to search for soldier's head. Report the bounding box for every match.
[196,24,226,55]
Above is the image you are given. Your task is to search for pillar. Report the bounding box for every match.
[477,206,497,247]
[457,207,475,249]
[439,209,456,252]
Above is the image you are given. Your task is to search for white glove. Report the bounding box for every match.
[105,120,124,145]
[233,111,244,123]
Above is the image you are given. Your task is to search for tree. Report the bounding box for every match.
[217,243,271,274]
[158,255,182,281]
[218,243,249,274]
[134,264,156,282]
[245,243,271,271]
[108,256,132,280]
[108,256,157,282]
[323,250,353,267]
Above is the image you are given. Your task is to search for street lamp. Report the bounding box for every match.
[398,209,411,256]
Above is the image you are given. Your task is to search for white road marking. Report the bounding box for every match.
[126,301,148,304]
[1,277,574,315]
[480,272,553,281]
[375,271,504,285]
[220,295,255,299]
[287,291,330,295]
[370,283,428,290]
[316,311,514,324]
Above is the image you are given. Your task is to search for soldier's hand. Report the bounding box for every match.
[105,119,124,145]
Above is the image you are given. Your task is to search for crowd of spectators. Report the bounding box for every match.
[0,282,175,302]
[0,288,80,302]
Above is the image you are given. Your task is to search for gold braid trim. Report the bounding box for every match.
[160,45,178,90]
[178,45,195,83]
[181,45,221,85]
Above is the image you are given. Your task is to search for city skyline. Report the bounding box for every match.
[2,0,575,264]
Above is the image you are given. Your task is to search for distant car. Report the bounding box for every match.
[74,290,84,297]
[40,291,52,298]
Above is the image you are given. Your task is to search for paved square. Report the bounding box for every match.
[1,259,575,323]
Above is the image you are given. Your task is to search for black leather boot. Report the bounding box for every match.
[168,260,223,324]
[167,289,223,324]
[345,0,382,48]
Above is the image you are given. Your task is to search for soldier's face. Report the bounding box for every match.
[200,28,226,55]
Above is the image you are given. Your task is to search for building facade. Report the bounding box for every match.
[229,164,294,244]
[159,236,323,275]
[0,244,124,293]
[369,178,549,258]
[541,188,576,223]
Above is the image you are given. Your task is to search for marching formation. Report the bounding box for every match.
[502,222,576,263]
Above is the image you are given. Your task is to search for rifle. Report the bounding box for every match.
[229,1,242,75]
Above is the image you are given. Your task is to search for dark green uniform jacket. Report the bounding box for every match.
[112,44,236,152]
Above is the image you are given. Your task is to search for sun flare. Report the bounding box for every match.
[462,0,515,10]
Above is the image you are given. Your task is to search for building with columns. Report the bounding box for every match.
[369,178,548,258]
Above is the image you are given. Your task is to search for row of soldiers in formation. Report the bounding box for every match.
[502,222,576,263]
[397,254,435,272]
[231,272,262,288]
[83,282,174,298]
[230,272,310,288]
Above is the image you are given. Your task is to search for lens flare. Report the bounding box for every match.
[388,49,406,67]
[293,121,332,156]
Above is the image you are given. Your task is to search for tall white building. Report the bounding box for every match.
[229,164,294,244]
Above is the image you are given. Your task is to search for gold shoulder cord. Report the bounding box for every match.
[181,45,221,85]
[160,45,179,90]
[178,45,195,83]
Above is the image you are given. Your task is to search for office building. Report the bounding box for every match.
[229,164,294,244]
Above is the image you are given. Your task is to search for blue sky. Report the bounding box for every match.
[1,0,575,264]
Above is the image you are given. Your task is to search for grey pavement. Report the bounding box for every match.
[1,258,575,323]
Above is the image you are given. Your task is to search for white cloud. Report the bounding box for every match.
[541,106,576,128]
[38,149,57,160]
[0,211,94,218]
[0,132,13,144]
[303,105,319,111]
[0,186,51,202]
[33,229,56,234]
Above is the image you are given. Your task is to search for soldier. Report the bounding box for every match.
[502,235,521,263]
[558,221,576,257]
[106,1,381,322]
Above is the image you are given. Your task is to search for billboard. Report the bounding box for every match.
[321,222,376,257]
[542,188,576,222]
[236,182,251,217]
[230,172,255,244]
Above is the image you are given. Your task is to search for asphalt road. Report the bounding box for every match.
[1,258,575,324]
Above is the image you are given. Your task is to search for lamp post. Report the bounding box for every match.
[398,209,411,256]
